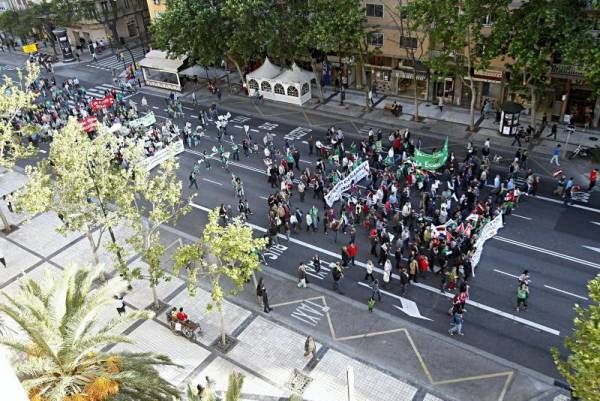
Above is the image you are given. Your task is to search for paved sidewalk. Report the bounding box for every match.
[0,169,570,401]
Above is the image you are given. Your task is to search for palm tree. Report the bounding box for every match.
[0,264,181,401]
[186,371,245,401]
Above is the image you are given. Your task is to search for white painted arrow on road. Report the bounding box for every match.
[357,282,432,321]
[591,221,600,227]
[583,245,600,254]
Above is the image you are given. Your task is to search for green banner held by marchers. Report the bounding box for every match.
[413,137,448,170]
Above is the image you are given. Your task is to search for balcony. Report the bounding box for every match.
[551,64,585,79]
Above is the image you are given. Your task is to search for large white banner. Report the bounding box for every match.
[324,161,370,207]
[470,213,504,269]
[144,140,185,171]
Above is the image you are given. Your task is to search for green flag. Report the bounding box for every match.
[413,138,448,170]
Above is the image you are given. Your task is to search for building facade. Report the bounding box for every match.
[360,0,598,126]
[145,0,166,20]
[64,0,150,51]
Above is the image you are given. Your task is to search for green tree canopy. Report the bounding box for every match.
[553,274,600,401]
[173,209,267,346]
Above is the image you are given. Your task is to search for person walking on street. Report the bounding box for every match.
[371,278,382,302]
[332,262,344,294]
[304,335,317,361]
[518,270,531,286]
[511,128,523,147]
[448,303,464,336]
[365,259,375,282]
[262,287,272,313]
[546,123,557,140]
[347,242,357,266]
[256,277,265,307]
[438,96,443,112]
[312,254,321,273]
[189,170,198,189]
[516,282,529,312]
[399,266,409,295]
[297,262,308,288]
[191,91,197,105]
[588,168,598,192]
[550,144,561,166]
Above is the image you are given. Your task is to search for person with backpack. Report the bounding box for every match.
[399,267,409,295]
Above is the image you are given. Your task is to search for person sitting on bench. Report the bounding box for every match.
[391,101,402,117]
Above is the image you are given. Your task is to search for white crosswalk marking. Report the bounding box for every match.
[85,47,146,71]
[65,84,120,108]
[358,126,371,135]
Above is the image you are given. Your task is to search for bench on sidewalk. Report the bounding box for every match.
[384,102,402,116]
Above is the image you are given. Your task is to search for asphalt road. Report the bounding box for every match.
[5,64,600,380]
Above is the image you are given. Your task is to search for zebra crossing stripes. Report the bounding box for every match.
[357,126,371,135]
[65,84,119,107]
[86,47,146,71]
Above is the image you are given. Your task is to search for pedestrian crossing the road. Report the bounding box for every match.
[86,47,146,72]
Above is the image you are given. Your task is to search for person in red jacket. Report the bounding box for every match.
[589,168,598,192]
[347,242,358,266]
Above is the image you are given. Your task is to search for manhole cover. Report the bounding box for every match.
[286,368,312,395]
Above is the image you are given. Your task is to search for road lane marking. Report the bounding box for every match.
[493,269,519,279]
[494,236,600,270]
[511,214,531,220]
[583,245,600,254]
[592,221,600,227]
[357,282,432,321]
[184,149,266,175]
[188,201,560,335]
[543,285,588,301]
[202,178,222,186]
[533,195,599,213]
[152,106,159,109]
[39,149,47,154]
[258,195,268,200]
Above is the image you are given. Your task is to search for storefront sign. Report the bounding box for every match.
[146,79,181,91]
[470,213,504,269]
[324,161,370,207]
[129,112,156,128]
[90,96,114,112]
[22,43,38,54]
[144,140,185,171]
[79,116,97,133]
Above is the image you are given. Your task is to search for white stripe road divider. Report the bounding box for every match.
[184,149,266,175]
[494,236,600,270]
[494,269,588,301]
[189,201,561,335]
[543,285,588,301]
[533,194,598,213]
[202,178,223,186]
[511,214,532,220]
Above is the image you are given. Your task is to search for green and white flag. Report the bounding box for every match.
[413,138,448,170]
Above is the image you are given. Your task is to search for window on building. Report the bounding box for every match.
[248,79,258,90]
[366,3,383,18]
[274,83,285,95]
[100,1,109,13]
[400,36,417,49]
[260,81,272,92]
[369,33,384,47]
[153,0,160,4]
[123,0,130,9]
[287,86,299,97]
[301,83,310,95]
[482,14,492,26]
[127,20,137,37]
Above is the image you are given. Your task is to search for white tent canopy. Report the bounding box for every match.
[276,63,315,85]
[247,60,315,106]
[247,57,282,80]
